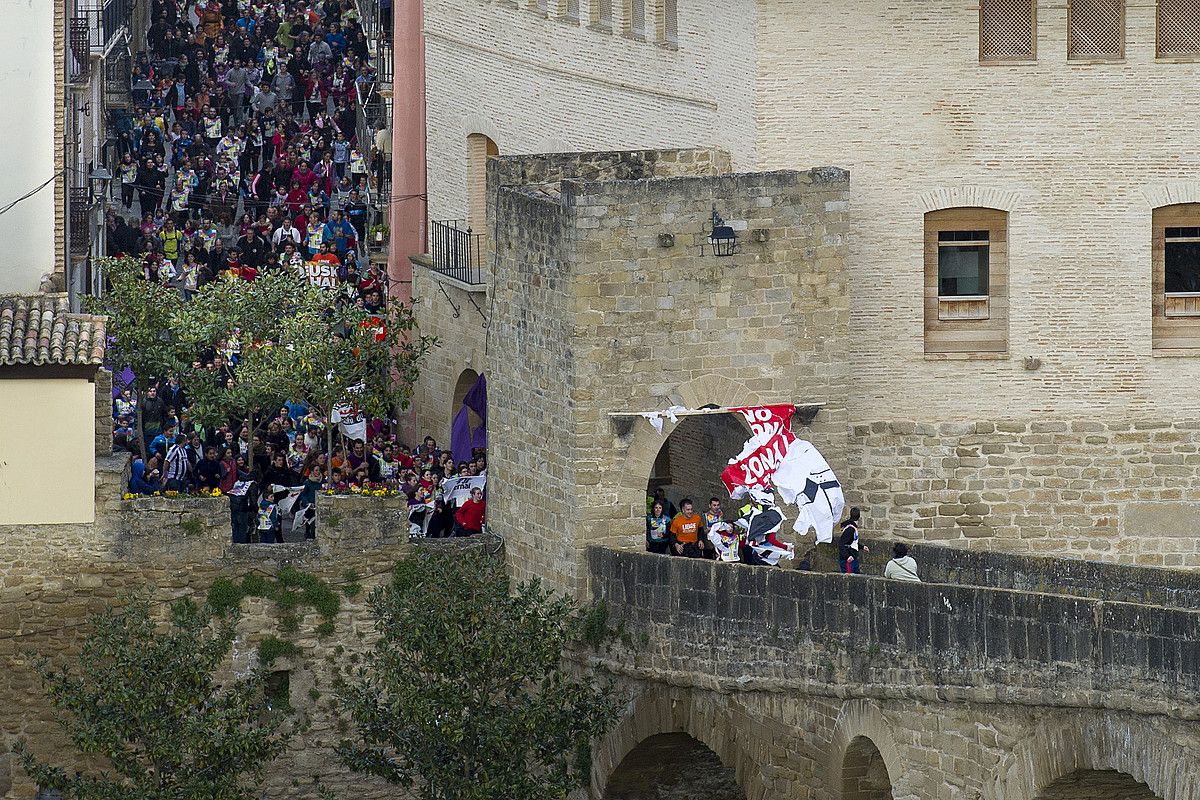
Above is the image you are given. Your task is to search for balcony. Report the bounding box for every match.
[70,0,133,83]
[429,220,485,287]
[69,187,92,256]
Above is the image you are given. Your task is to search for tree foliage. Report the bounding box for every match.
[336,551,619,800]
[87,255,436,468]
[17,596,291,800]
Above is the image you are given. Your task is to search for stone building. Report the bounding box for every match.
[402,0,1200,569]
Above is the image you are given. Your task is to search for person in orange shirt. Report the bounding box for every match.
[668,499,704,558]
[311,241,341,268]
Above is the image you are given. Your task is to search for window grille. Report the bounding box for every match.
[979,0,1037,62]
[566,0,579,21]
[629,0,645,36]
[595,0,613,30]
[1068,0,1123,59]
[1158,0,1200,57]
[662,0,677,44]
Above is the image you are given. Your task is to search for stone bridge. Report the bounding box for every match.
[583,545,1200,800]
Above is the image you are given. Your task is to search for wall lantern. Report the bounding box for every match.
[708,206,738,257]
[88,166,112,204]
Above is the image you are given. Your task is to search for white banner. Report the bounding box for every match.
[441,475,486,506]
[301,260,338,288]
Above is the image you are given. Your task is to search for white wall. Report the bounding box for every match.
[0,378,96,524]
[0,0,57,292]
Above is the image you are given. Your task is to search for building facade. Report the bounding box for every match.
[404,1,1200,570]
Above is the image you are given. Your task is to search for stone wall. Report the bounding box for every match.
[847,418,1200,568]
[0,455,416,800]
[486,149,851,592]
[410,261,488,447]
[93,367,111,456]
[861,538,1200,612]
[586,547,1200,800]
[423,0,757,225]
[487,180,577,590]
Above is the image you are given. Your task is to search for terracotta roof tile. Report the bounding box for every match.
[0,294,107,367]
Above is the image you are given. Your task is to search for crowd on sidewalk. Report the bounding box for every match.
[105,0,391,294]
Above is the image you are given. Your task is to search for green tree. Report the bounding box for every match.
[172,271,329,469]
[17,596,291,800]
[336,551,618,800]
[243,292,435,467]
[85,256,188,459]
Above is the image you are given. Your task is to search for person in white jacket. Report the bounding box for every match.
[884,542,921,582]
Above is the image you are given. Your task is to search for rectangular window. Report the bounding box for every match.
[925,208,1008,356]
[1165,227,1200,293]
[1068,0,1124,60]
[593,0,613,30]
[628,0,646,37]
[980,0,1037,63]
[662,0,678,44]
[566,0,580,21]
[1158,0,1200,58]
[938,230,990,297]
[1152,205,1200,349]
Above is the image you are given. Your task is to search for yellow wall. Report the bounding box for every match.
[0,378,95,524]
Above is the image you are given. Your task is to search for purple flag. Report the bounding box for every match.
[451,374,487,464]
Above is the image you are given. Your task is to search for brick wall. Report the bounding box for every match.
[423,0,757,224]
[755,0,1200,421]
[848,418,1200,567]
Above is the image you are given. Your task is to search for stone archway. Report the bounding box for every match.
[988,714,1200,800]
[1033,769,1160,800]
[842,736,894,800]
[646,412,749,516]
[591,688,762,800]
[615,375,762,546]
[603,733,744,800]
[828,700,907,800]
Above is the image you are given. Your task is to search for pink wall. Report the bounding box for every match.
[388,0,427,303]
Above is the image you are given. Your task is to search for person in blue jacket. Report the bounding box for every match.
[129,457,158,495]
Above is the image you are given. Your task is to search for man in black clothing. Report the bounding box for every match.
[140,384,167,444]
[237,226,270,269]
[345,190,368,241]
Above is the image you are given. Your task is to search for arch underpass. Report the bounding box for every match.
[1033,769,1160,800]
[603,733,745,800]
[841,736,894,800]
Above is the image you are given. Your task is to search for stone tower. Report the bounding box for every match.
[483,148,851,591]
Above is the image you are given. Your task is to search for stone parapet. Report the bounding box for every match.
[588,547,1200,715]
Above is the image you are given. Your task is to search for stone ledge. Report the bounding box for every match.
[410,253,487,293]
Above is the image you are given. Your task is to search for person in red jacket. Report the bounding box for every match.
[453,487,486,537]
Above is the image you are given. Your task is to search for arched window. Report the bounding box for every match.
[466,133,498,237]
[923,207,1009,356]
[1152,203,1200,351]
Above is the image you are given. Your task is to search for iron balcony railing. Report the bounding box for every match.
[429,220,485,286]
[70,0,133,83]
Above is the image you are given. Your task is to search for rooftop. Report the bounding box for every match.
[0,294,107,367]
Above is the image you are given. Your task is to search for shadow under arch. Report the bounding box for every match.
[591,689,761,800]
[1033,769,1159,799]
[987,714,1200,800]
[603,733,744,800]
[828,700,907,800]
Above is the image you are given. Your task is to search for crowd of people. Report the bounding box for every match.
[645,491,921,580]
[104,0,390,294]
[118,370,488,542]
